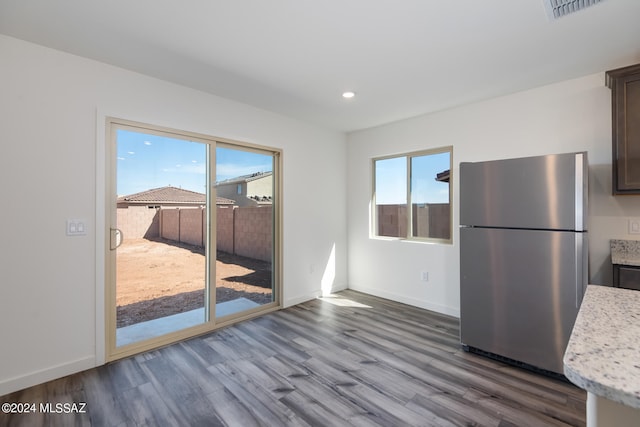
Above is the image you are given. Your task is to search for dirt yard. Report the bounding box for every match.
[116,238,272,327]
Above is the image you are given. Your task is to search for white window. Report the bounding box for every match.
[373,147,452,242]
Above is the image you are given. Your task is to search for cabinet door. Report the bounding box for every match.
[618,266,640,291]
[607,64,640,194]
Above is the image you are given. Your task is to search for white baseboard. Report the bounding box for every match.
[328,284,349,293]
[283,283,349,308]
[283,291,322,308]
[347,284,460,318]
[0,356,96,397]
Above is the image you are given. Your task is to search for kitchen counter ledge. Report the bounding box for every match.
[611,239,640,266]
[564,284,640,409]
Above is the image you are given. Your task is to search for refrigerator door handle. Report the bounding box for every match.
[575,234,585,308]
[575,268,582,309]
[574,153,585,231]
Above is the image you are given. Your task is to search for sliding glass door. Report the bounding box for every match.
[105,118,280,361]
[214,144,276,319]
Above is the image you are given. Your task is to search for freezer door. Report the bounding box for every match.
[459,227,587,374]
[460,152,587,231]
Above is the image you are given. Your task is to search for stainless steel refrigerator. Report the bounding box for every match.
[459,152,588,375]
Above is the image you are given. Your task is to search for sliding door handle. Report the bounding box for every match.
[110,228,123,250]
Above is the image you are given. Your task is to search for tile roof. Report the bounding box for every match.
[118,186,235,205]
[215,171,272,185]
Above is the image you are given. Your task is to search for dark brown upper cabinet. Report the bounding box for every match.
[606,63,640,195]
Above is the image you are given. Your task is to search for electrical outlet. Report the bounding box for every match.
[629,219,640,235]
[421,271,429,282]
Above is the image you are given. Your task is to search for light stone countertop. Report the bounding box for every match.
[564,285,640,409]
[611,239,640,266]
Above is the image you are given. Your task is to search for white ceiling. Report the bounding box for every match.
[1,0,639,132]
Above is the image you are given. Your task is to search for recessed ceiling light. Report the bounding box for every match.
[342,91,356,99]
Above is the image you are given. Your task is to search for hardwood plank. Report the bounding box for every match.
[162,342,224,395]
[262,355,375,422]
[207,362,308,426]
[280,390,359,427]
[408,392,502,427]
[222,359,296,399]
[428,357,582,425]
[79,368,130,427]
[474,394,576,427]
[118,382,183,427]
[0,290,586,426]
[345,359,440,402]
[330,381,432,426]
[105,356,148,391]
[204,387,263,427]
[136,351,223,426]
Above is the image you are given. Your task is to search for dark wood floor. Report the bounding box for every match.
[1,290,586,426]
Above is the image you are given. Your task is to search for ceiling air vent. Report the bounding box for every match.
[543,0,605,20]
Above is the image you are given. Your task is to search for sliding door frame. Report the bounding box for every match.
[104,117,282,362]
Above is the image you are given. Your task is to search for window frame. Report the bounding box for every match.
[371,146,453,244]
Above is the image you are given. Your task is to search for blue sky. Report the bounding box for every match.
[116,130,272,196]
[375,152,450,204]
[117,129,448,203]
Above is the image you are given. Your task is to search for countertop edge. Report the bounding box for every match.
[611,239,640,266]
[564,360,640,408]
[563,285,640,409]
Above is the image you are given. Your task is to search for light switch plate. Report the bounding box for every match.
[629,219,640,235]
[67,219,87,236]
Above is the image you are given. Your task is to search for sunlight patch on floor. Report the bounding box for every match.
[319,295,372,308]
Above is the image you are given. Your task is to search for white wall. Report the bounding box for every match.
[347,72,640,317]
[0,35,347,395]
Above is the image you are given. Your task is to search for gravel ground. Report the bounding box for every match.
[116,238,272,327]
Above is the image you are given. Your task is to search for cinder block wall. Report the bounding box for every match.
[179,208,204,246]
[161,209,180,242]
[378,204,450,239]
[120,203,446,249]
[216,206,235,254]
[233,206,272,262]
[156,205,273,262]
[116,206,159,239]
[377,205,408,237]
[423,203,450,240]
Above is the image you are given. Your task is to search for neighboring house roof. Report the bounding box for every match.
[248,195,273,205]
[118,186,235,205]
[435,170,450,183]
[215,171,272,185]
